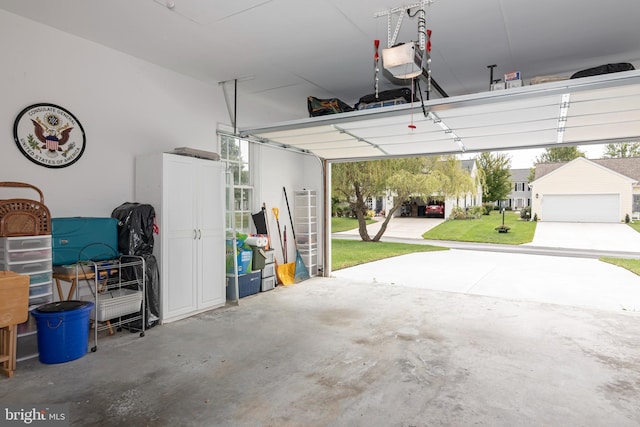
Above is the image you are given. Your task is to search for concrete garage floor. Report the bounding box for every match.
[2,278,640,426]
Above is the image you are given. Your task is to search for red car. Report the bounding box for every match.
[426,204,444,218]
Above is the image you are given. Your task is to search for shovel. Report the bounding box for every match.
[273,207,295,285]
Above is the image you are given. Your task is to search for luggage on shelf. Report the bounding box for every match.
[355,88,416,110]
[570,63,635,79]
[307,96,354,117]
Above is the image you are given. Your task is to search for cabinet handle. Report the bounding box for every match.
[198,229,202,239]
[193,229,197,240]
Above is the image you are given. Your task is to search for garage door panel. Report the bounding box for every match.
[542,194,619,222]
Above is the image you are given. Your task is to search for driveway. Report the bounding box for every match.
[332,219,640,313]
[333,216,443,239]
[527,221,640,252]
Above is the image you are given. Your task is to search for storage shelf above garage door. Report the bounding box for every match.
[240,70,640,162]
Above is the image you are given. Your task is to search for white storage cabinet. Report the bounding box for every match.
[135,153,226,323]
[0,235,53,361]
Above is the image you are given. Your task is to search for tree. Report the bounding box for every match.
[430,155,477,206]
[603,142,640,158]
[476,152,512,203]
[535,146,585,163]
[332,156,469,241]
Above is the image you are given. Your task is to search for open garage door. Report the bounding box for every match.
[542,194,620,222]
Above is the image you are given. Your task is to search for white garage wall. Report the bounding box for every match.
[252,144,324,268]
[1,9,322,239]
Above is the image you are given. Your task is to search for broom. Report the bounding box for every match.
[272,207,295,285]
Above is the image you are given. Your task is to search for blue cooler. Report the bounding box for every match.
[32,300,94,364]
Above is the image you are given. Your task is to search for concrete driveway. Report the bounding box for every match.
[527,221,640,252]
[332,219,640,313]
[333,216,443,239]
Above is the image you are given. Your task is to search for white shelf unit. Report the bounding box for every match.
[80,256,146,352]
[294,189,318,277]
[0,235,53,362]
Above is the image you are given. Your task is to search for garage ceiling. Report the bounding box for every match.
[3,0,640,161]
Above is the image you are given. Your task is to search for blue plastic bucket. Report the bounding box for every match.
[32,300,94,364]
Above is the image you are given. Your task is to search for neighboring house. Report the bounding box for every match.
[530,157,640,222]
[455,159,484,215]
[499,168,532,210]
[370,158,483,218]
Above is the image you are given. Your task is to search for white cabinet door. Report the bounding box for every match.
[164,156,198,320]
[196,160,225,309]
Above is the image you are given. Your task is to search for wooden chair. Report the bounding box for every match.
[0,271,29,378]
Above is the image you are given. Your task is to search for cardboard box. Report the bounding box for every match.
[506,80,523,89]
[0,271,30,327]
[504,71,521,81]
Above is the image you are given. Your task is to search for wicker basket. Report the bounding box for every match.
[0,182,51,237]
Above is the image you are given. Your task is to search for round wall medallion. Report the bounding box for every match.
[13,103,86,168]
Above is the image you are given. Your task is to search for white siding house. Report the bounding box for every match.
[530,157,640,222]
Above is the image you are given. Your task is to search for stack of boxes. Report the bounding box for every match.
[226,238,277,299]
[256,247,275,292]
[504,71,522,89]
[490,71,523,91]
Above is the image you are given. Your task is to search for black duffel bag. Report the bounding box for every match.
[307,96,354,117]
[570,63,635,79]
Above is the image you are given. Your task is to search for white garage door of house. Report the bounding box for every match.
[542,194,620,222]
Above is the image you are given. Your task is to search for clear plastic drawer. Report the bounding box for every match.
[9,260,51,274]
[29,271,52,285]
[5,248,51,263]
[6,236,51,251]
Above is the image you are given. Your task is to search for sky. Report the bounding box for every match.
[463,143,607,170]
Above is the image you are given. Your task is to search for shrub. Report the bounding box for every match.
[533,213,538,222]
[449,206,468,220]
[625,213,630,223]
[504,206,513,211]
[482,203,494,215]
[520,206,531,221]
[467,206,484,219]
[495,225,511,233]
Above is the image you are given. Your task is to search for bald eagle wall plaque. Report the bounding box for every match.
[13,103,86,168]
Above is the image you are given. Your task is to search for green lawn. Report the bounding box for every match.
[601,257,640,276]
[628,222,640,233]
[604,223,640,274]
[423,212,536,244]
[331,239,448,270]
[331,217,375,232]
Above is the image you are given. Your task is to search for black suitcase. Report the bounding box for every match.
[570,63,635,79]
[355,88,417,110]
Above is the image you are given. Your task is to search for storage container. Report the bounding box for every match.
[261,275,275,292]
[31,300,94,364]
[262,263,275,279]
[227,271,261,298]
[81,288,143,322]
